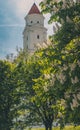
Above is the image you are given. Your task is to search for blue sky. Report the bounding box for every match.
[0,0,53,59]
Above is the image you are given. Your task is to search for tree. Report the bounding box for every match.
[40,0,80,127]
[14,50,61,130]
[0,60,20,130]
[3,1,79,130]
[15,1,80,129]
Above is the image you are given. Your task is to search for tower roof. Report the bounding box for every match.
[28,3,41,15]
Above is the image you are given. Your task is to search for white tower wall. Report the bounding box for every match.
[23,4,47,52]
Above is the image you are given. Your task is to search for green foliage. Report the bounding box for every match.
[1,1,80,130]
[0,60,18,129]
[40,0,80,24]
[40,0,80,128]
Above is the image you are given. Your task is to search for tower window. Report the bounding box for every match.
[37,21,39,23]
[27,36,28,40]
[37,35,39,39]
[31,21,33,23]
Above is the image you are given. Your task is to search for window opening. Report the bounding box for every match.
[37,35,39,39]
[37,21,39,23]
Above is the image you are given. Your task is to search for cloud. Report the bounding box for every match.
[0,25,23,59]
[0,0,44,25]
[6,0,42,20]
[0,24,24,27]
[8,0,26,16]
[0,0,53,59]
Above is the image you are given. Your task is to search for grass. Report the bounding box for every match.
[30,126,80,130]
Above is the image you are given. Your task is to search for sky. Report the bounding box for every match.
[0,0,53,59]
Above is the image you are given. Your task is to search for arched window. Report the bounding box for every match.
[31,21,33,23]
[37,21,39,23]
[37,35,39,39]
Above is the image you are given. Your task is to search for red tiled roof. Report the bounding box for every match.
[28,3,41,15]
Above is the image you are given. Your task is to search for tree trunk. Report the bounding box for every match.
[45,123,52,130]
[45,126,48,130]
[44,118,53,130]
[49,125,52,130]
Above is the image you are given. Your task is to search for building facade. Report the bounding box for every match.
[23,3,47,52]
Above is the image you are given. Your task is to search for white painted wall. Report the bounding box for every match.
[23,13,47,51]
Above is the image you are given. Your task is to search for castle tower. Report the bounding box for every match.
[23,3,47,52]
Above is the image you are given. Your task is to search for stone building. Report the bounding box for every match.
[23,3,47,52]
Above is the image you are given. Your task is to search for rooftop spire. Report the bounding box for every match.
[28,3,41,15]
